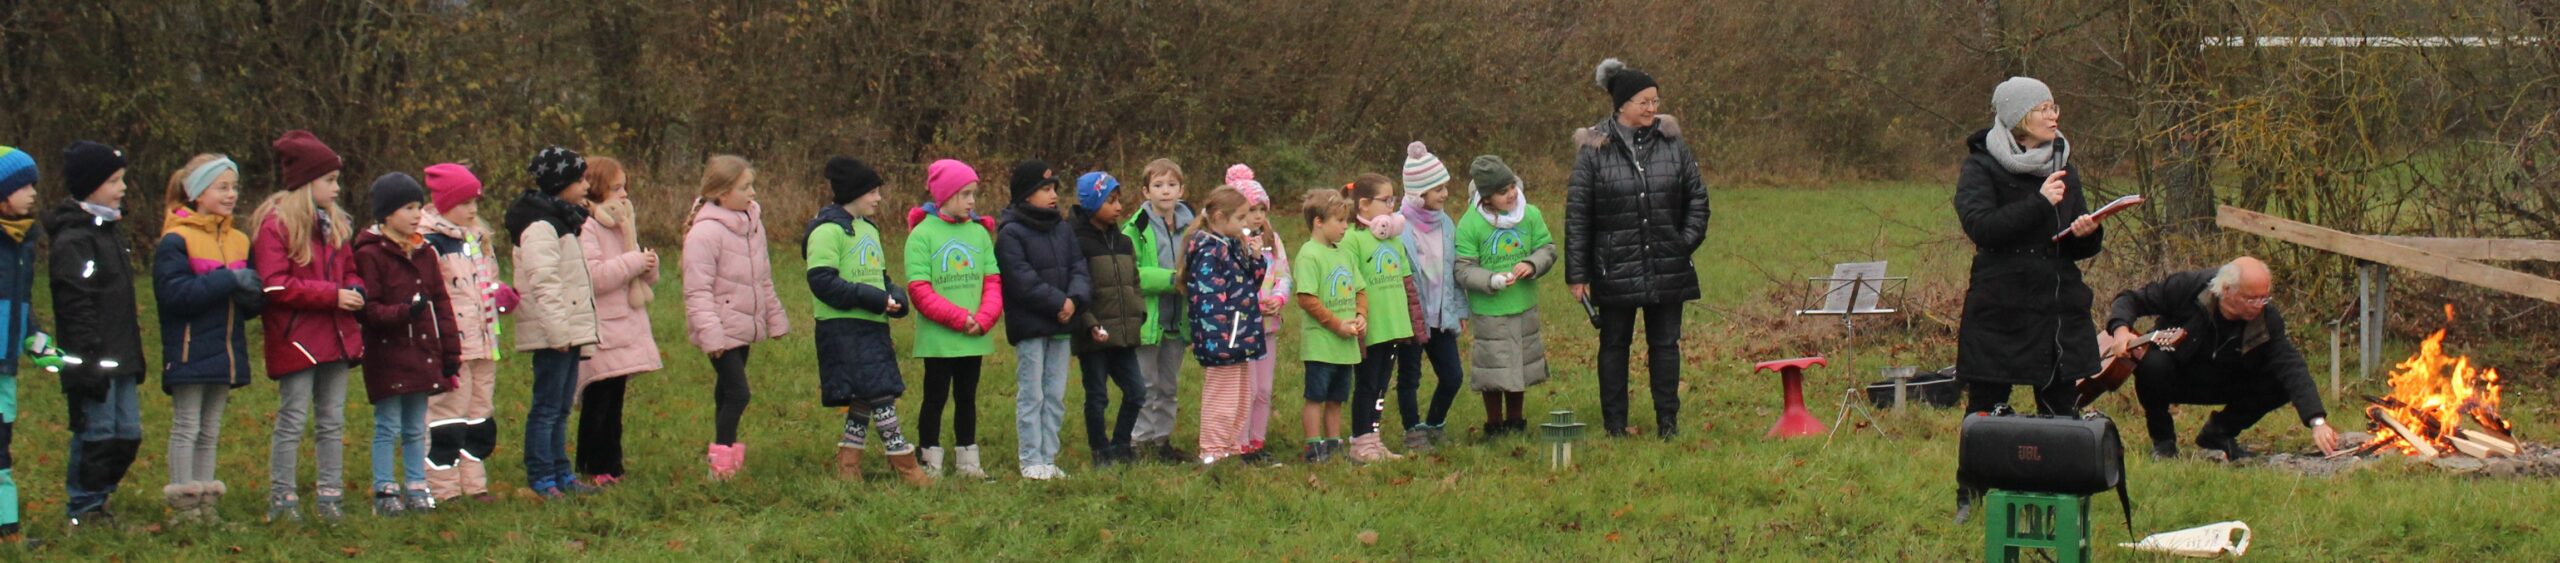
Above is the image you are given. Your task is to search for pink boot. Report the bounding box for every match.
[727,443,748,478]
[705,444,737,481]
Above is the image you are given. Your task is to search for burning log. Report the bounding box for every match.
[2461,405,2516,444]
[2367,406,2440,458]
[2456,428,2520,456]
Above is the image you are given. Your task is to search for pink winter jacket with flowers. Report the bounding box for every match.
[580,199,663,386]
[681,200,789,354]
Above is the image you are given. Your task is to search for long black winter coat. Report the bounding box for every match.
[1565,115,1710,307]
[995,204,1091,343]
[1952,128,2104,387]
[45,200,147,400]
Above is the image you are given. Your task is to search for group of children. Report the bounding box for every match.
[0,134,1561,540]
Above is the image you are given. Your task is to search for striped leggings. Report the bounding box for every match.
[1196,364,1253,460]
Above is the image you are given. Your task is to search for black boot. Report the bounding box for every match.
[2194,422,2256,461]
[1656,412,1681,440]
[2150,438,2180,459]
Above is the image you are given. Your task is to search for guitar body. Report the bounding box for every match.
[2075,328,2187,409]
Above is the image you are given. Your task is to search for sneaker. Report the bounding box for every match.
[1300,442,1326,463]
[402,485,437,514]
[1239,449,1273,465]
[1022,465,1052,480]
[1318,439,1344,464]
[372,488,407,517]
[1148,440,1192,464]
[265,493,303,523]
[1403,427,1433,453]
[590,474,623,488]
[67,508,114,533]
[556,475,600,495]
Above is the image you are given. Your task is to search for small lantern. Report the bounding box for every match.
[1540,410,1587,471]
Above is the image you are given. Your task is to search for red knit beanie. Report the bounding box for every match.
[271,130,343,190]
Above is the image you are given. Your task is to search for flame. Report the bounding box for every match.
[2364,305,2508,455]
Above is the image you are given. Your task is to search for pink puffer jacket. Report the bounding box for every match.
[579,199,664,386]
[681,201,788,354]
[422,213,508,362]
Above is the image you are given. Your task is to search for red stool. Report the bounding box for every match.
[1755,357,1830,439]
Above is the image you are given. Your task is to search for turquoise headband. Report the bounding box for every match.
[184,157,239,202]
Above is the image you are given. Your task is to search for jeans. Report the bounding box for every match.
[1079,348,1143,455]
[65,376,142,516]
[269,362,349,500]
[1395,328,1466,430]
[166,383,231,486]
[370,392,429,489]
[1595,304,1685,434]
[1013,337,1072,467]
[524,349,578,487]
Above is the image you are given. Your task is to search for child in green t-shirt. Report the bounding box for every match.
[1292,189,1364,464]
[901,159,1004,480]
[804,156,928,485]
[1339,173,1411,463]
[1452,155,1558,438]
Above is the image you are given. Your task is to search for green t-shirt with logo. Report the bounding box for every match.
[1338,226,1414,345]
[903,217,998,357]
[1293,239,1366,364]
[808,219,894,322]
[1454,204,1552,317]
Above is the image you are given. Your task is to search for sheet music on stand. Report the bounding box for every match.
[1795,261,1907,332]
[1792,261,1906,442]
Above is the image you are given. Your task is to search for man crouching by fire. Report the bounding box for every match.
[2105,256,2338,460]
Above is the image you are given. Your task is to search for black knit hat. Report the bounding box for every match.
[370,172,428,221]
[526,146,588,195]
[62,141,127,201]
[1008,159,1055,205]
[1595,58,1658,112]
[824,156,885,205]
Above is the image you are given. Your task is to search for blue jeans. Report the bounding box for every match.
[371,392,429,490]
[524,349,578,488]
[1013,337,1071,468]
[65,376,142,516]
[1396,329,1466,430]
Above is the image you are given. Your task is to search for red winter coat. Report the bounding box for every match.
[253,213,365,377]
[352,228,461,403]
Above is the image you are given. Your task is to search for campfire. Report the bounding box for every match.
[2353,305,2519,459]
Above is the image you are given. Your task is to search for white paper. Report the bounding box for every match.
[2119,521,2251,558]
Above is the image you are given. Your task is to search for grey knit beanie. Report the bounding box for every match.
[1991,77,2054,130]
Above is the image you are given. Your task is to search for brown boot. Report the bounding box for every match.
[885,448,933,486]
[834,446,865,482]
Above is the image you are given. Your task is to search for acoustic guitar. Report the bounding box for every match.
[2075,328,2188,409]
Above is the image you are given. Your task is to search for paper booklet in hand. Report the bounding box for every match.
[2054,194,2145,242]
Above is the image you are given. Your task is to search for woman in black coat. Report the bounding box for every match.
[1565,58,1711,438]
[1952,76,2103,415]
[1950,77,2105,521]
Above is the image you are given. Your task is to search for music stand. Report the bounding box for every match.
[1793,262,1907,441]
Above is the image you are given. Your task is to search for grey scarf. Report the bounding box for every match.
[1987,126,2069,177]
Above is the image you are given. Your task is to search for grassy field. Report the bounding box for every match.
[7,182,2552,560]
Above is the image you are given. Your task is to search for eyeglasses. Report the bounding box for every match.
[2236,295,2272,308]
[2029,103,2062,116]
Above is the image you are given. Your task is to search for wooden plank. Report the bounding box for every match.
[2369,406,2441,458]
[2217,206,2560,304]
[2373,236,2560,262]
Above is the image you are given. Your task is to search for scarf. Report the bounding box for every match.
[590,198,654,308]
[1987,127,2070,176]
[1400,198,1451,283]
[0,216,29,241]
[1470,188,1529,230]
[78,200,122,223]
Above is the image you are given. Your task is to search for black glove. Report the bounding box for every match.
[441,360,460,378]
[229,268,260,291]
[407,293,429,318]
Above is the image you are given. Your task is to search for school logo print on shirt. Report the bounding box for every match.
[1368,244,1407,277]
[1488,228,1528,258]
[1326,266,1358,304]
[850,237,886,269]
[930,239,980,283]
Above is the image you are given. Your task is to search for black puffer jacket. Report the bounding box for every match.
[1952,128,2103,387]
[995,204,1091,343]
[44,200,147,399]
[1565,115,1710,307]
[1070,206,1145,354]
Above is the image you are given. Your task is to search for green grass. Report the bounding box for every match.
[8,182,2552,560]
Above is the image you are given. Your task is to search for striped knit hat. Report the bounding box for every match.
[0,146,36,197]
[1401,141,1450,197]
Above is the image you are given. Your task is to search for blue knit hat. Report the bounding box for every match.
[1076,171,1120,211]
[0,146,36,198]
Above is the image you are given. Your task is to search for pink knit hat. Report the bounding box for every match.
[925,159,979,208]
[423,163,483,215]
[1225,163,1267,206]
